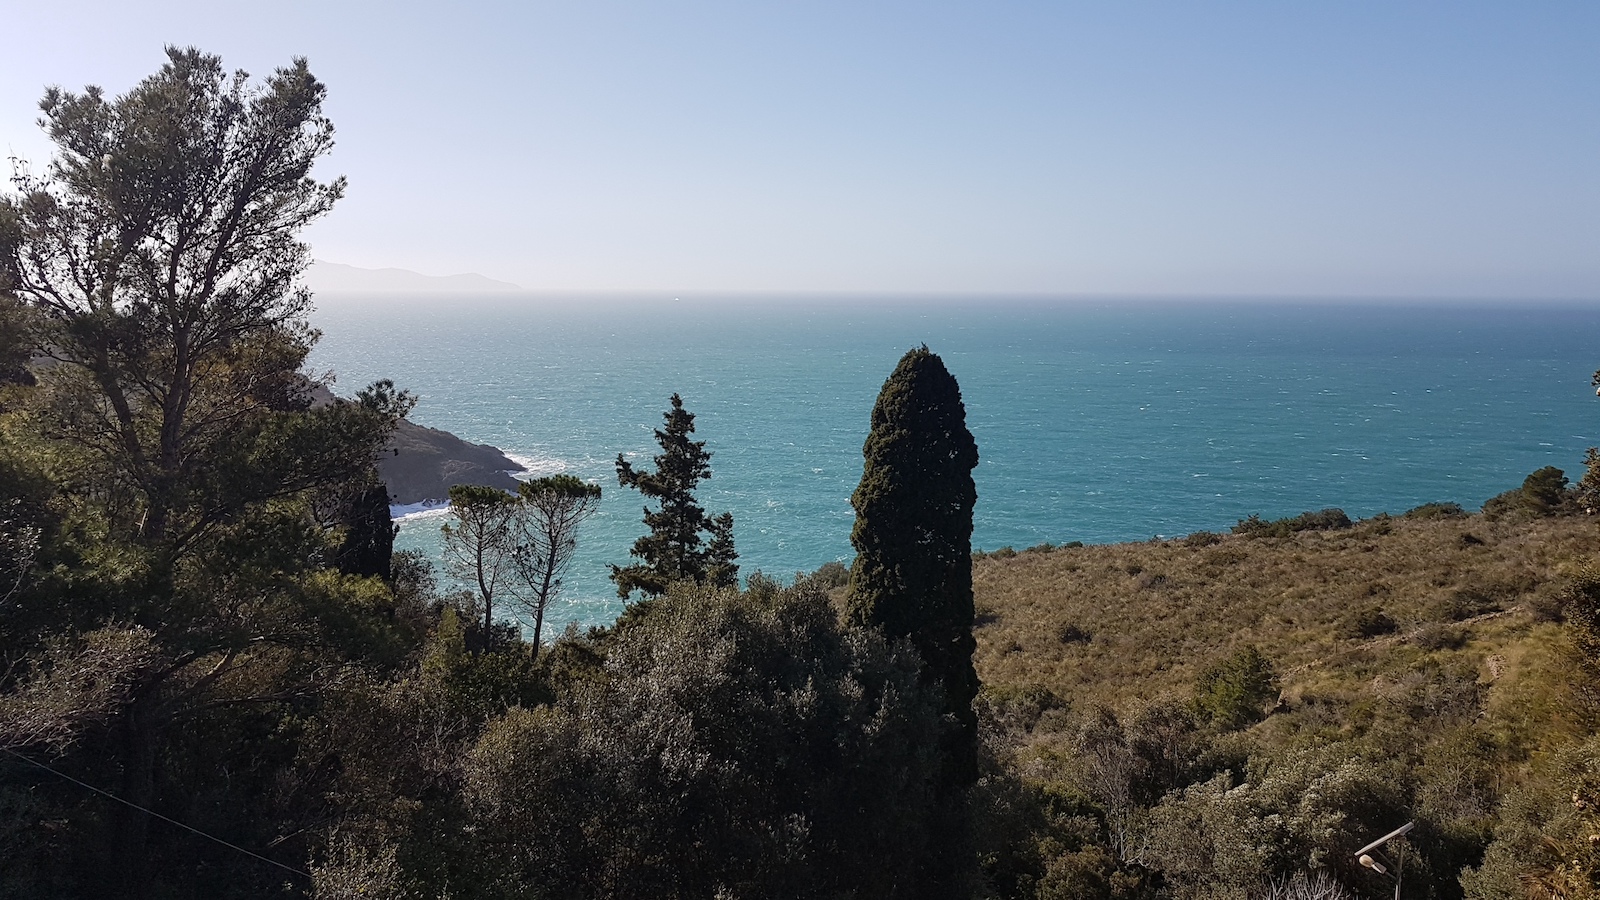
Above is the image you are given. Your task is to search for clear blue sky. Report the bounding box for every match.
[3,2,1596,297]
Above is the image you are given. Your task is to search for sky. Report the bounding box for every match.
[2,2,1596,298]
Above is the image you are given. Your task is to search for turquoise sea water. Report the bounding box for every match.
[307,296,1600,630]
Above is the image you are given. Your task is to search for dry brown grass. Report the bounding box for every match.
[972,514,1598,717]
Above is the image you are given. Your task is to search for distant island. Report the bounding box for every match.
[306,260,522,293]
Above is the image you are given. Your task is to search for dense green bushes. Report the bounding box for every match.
[308,578,955,899]
[1233,509,1353,538]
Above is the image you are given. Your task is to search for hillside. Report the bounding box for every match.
[966,506,1600,898]
[974,513,1594,717]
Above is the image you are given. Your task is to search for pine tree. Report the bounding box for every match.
[514,474,602,656]
[847,345,981,786]
[611,394,738,598]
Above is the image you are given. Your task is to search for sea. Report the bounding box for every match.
[306,295,1600,632]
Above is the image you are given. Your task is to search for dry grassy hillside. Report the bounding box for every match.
[973,513,1596,727]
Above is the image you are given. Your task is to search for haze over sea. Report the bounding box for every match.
[307,296,1600,631]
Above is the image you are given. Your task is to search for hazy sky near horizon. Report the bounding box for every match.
[3,2,1596,298]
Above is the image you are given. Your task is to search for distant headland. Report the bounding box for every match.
[379,417,524,507]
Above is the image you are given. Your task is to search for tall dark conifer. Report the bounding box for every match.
[847,345,980,787]
[612,394,738,598]
[336,477,398,580]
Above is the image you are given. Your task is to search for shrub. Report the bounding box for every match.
[1193,645,1280,730]
[1433,585,1504,622]
[1059,624,1092,645]
[1483,466,1574,520]
[1404,501,1467,520]
[1562,567,1600,672]
[1340,605,1397,639]
[807,559,850,590]
[1233,509,1353,538]
[463,579,951,897]
[1462,735,1600,899]
[1182,530,1223,548]
[977,683,1068,733]
[1135,571,1169,590]
[1412,622,1467,652]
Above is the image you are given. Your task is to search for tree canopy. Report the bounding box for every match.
[0,47,359,555]
[514,474,602,655]
[610,393,738,598]
[847,345,981,788]
[0,49,412,897]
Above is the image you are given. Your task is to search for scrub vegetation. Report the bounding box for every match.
[5,48,1600,900]
[968,507,1600,899]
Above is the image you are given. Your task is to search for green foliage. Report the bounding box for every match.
[978,683,1071,735]
[441,483,519,646]
[1233,509,1353,538]
[0,50,424,898]
[1193,645,1280,730]
[807,558,850,589]
[1462,734,1600,900]
[1483,465,1575,520]
[1404,501,1468,520]
[1339,604,1397,639]
[1141,745,1406,900]
[0,47,393,557]
[460,579,952,898]
[513,474,601,654]
[611,393,739,598]
[1562,567,1600,674]
[1578,447,1600,513]
[440,477,604,654]
[847,345,981,787]
[335,479,397,580]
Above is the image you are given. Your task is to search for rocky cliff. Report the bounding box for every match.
[379,418,525,506]
[308,384,523,506]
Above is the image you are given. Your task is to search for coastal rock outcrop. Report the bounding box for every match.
[379,418,524,505]
[308,384,523,506]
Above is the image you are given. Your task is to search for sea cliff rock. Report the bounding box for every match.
[308,384,523,505]
[379,418,524,505]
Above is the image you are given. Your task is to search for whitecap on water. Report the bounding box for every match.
[503,451,576,479]
[389,501,451,521]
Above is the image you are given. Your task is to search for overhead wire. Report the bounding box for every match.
[0,745,312,881]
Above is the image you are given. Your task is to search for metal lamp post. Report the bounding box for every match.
[1355,821,1414,900]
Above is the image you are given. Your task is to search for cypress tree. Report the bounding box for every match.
[847,345,980,786]
[336,477,398,580]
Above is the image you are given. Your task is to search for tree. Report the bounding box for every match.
[441,483,519,649]
[462,578,947,899]
[0,50,416,895]
[847,345,981,787]
[611,393,738,598]
[1484,466,1574,519]
[513,474,601,657]
[0,47,368,560]
[1192,644,1280,730]
[334,478,399,580]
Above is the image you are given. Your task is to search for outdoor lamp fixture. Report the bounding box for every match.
[1355,821,1414,900]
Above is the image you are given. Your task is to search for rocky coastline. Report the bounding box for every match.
[378,418,525,507]
[308,384,523,508]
